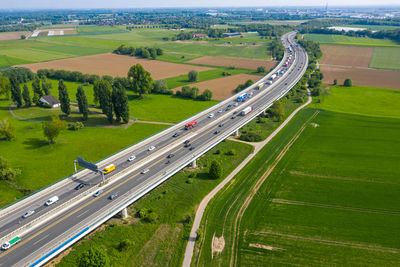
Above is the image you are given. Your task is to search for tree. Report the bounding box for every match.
[209,160,222,179]
[199,89,213,101]
[270,100,285,121]
[94,80,113,123]
[343,78,353,87]
[0,73,11,99]
[112,82,130,123]
[9,75,23,108]
[153,79,168,94]
[128,64,153,97]
[42,115,67,144]
[58,80,70,116]
[118,239,133,252]
[188,70,199,82]
[41,76,52,95]
[22,84,32,107]
[0,119,16,141]
[77,246,110,267]
[333,78,338,85]
[257,66,266,73]
[76,86,89,121]
[0,157,21,181]
[32,77,43,105]
[142,49,151,58]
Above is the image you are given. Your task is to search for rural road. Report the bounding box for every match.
[182,89,312,267]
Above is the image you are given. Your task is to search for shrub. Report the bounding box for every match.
[209,160,222,179]
[118,239,133,251]
[68,122,84,131]
[343,78,353,87]
[186,178,194,184]
[240,132,262,142]
[226,149,236,156]
[188,70,199,82]
[257,66,266,73]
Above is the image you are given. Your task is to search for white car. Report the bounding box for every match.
[234,103,239,107]
[218,109,223,113]
[141,169,149,174]
[148,146,155,151]
[22,210,35,219]
[208,113,214,118]
[128,155,136,162]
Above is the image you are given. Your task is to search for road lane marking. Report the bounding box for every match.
[33,234,50,246]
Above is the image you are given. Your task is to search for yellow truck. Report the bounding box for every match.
[103,164,115,174]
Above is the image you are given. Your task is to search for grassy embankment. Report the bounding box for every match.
[57,140,253,267]
[194,85,400,266]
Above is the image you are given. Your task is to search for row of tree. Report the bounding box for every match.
[113,45,163,59]
[37,69,104,85]
[175,86,213,101]
[270,39,285,60]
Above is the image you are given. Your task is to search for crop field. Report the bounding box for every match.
[304,34,400,47]
[194,85,400,266]
[320,45,374,67]
[339,24,400,31]
[0,32,29,40]
[175,73,263,100]
[187,56,277,70]
[320,64,400,89]
[369,47,400,70]
[19,53,214,80]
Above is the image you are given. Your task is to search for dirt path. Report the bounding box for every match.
[182,90,313,267]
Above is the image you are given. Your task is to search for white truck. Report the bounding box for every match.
[241,106,253,116]
[45,196,59,206]
[270,74,277,80]
[1,236,21,250]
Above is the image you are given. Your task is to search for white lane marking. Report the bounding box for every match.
[76,209,91,218]
[33,234,50,245]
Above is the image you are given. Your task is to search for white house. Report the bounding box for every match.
[39,95,60,108]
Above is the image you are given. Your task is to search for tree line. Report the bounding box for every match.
[37,69,104,85]
[113,45,163,59]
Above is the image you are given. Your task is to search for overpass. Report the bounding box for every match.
[0,31,308,266]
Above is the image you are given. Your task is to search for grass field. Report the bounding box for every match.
[57,140,253,267]
[194,85,400,266]
[304,34,400,47]
[340,24,400,31]
[369,47,400,70]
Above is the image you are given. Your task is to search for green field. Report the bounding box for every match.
[304,33,400,47]
[58,140,253,267]
[369,47,400,70]
[340,24,400,31]
[195,85,400,266]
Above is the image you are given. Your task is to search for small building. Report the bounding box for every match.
[39,95,60,108]
[223,32,242,38]
[192,33,207,39]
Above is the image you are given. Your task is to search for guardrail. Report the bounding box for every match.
[25,32,307,267]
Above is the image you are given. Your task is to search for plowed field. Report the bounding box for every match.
[321,45,374,67]
[187,56,277,70]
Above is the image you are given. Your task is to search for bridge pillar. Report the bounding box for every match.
[121,208,129,218]
[232,129,240,137]
[190,159,197,168]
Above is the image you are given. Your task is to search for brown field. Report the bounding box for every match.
[173,73,263,100]
[187,56,277,70]
[0,32,29,40]
[18,53,214,80]
[321,45,374,67]
[321,65,400,89]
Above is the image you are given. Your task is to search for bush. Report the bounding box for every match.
[153,79,169,94]
[118,239,133,251]
[68,122,84,131]
[0,157,21,181]
[186,178,194,184]
[240,132,262,142]
[225,149,236,156]
[209,160,222,179]
[257,66,266,73]
[77,246,110,267]
[214,149,221,155]
[343,78,353,87]
[188,70,199,82]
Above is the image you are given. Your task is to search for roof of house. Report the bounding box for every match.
[40,95,60,106]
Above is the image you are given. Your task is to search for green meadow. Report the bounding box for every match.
[370,47,400,70]
[304,33,400,47]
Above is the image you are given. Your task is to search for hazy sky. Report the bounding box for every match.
[2,0,399,9]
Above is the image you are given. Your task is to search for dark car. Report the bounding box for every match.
[219,123,224,127]
[109,193,118,200]
[167,154,174,158]
[189,146,195,151]
[184,139,190,145]
[225,107,231,111]
[214,130,220,134]
[75,183,85,190]
[185,143,192,148]
[231,116,236,119]
[173,132,180,137]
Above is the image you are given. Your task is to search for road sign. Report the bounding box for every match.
[77,157,98,172]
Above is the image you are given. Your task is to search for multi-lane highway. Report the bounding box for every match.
[0,31,308,266]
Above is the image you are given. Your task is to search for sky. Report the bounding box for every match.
[1,0,399,9]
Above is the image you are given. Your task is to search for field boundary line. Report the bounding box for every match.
[253,231,400,253]
[231,110,320,267]
[271,198,400,215]
[182,86,314,267]
[288,170,400,185]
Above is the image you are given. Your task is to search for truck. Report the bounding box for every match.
[103,164,115,174]
[1,236,21,250]
[257,83,264,90]
[237,93,248,102]
[185,121,197,130]
[45,196,59,206]
[270,74,277,80]
[240,106,253,116]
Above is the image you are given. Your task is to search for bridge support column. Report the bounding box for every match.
[232,129,240,137]
[263,109,268,116]
[121,208,129,218]
[190,159,197,168]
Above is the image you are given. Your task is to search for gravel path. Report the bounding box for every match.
[182,90,312,267]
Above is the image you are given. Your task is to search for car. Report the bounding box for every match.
[233,111,238,114]
[242,99,247,102]
[167,154,174,158]
[148,146,155,151]
[22,210,35,219]
[128,155,136,162]
[75,183,85,190]
[189,146,195,151]
[219,123,224,127]
[234,103,239,107]
[218,109,223,113]
[109,193,118,200]
[214,130,220,134]
[208,113,214,118]
[93,189,103,197]
[184,139,190,144]
[225,107,231,111]
[185,143,192,148]
[141,169,149,174]
[173,132,180,137]
[231,116,236,119]
[284,82,288,85]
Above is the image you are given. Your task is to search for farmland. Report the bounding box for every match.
[320,45,374,67]
[304,34,400,47]
[369,47,400,70]
[187,56,277,70]
[194,85,400,266]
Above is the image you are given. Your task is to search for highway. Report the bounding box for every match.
[0,31,308,266]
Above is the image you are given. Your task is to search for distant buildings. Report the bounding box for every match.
[223,32,242,38]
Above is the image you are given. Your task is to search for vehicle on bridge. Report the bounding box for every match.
[237,93,248,102]
[185,121,197,130]
[257,83,264,90]
[241,106,253,116]
[103,164,116,174]
[1,236,21,250]
[45,196,59,206]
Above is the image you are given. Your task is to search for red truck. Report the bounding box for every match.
[185,121,197,130]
